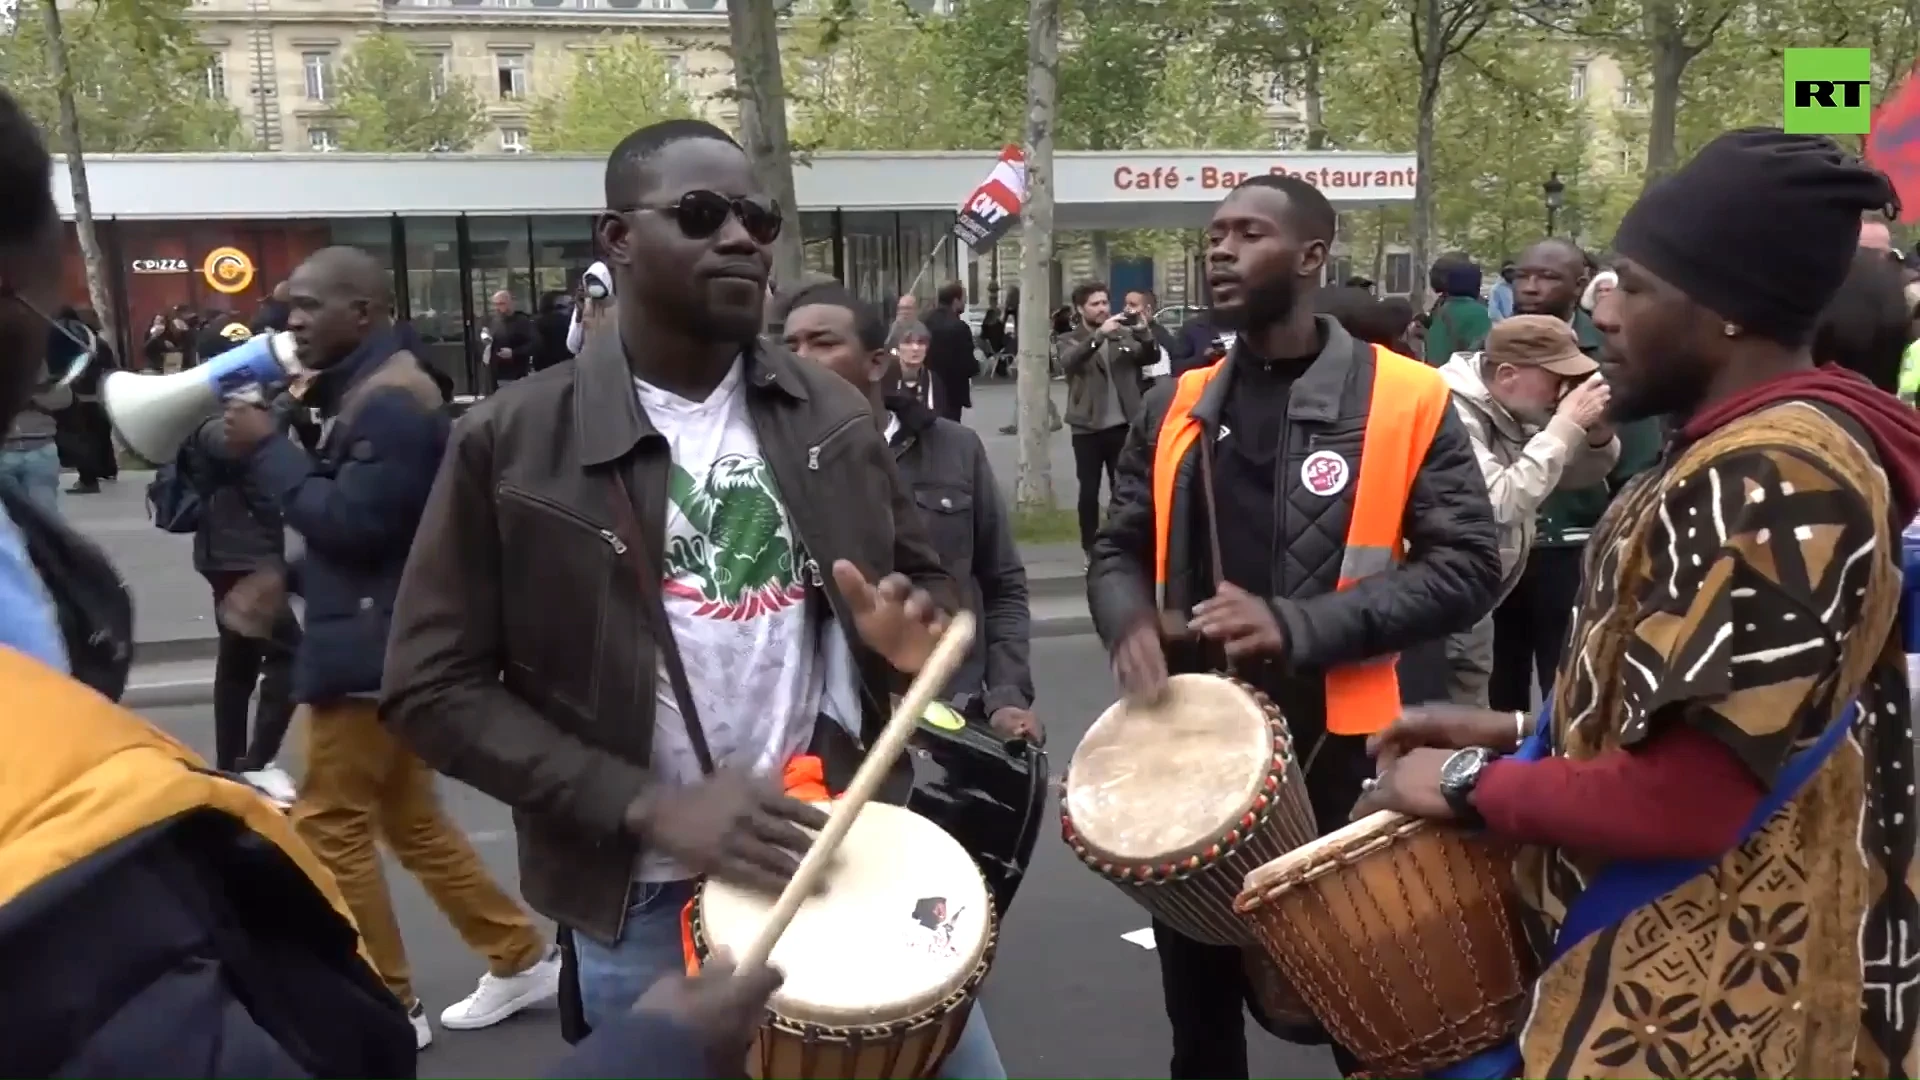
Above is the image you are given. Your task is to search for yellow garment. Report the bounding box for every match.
[0,647,370,966]
[1899,340,1920,403]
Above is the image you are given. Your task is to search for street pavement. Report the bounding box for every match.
[137,633,1342,1080]
[72,378,1102,705]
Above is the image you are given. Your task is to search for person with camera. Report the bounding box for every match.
[1058,280,1152,556]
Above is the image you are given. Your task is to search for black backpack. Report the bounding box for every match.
[0,804,417,1078]
[146,430,210,534]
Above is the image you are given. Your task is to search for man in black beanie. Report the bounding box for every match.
[1355,129,1920,1079]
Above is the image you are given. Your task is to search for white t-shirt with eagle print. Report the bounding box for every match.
[633,359,824,882]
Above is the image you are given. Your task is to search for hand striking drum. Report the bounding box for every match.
[1061,673,1317,947]
[688,613,996,1080]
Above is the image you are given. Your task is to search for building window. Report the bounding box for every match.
[203,54,227,99]
[419,49,450,98]
[1266,74,1292,107]
[665,54,686,87]
[1569,63,1586,101]
[308,126,338,152]
[1384,252,1413,296]
[302,50,333,101]
[1618,82,1639,108]
[500,126,530,153]
[495,51,529,99]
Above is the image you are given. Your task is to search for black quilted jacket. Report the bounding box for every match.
[1085,318,1498,828]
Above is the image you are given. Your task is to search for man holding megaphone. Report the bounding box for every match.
[216,245,562,1050]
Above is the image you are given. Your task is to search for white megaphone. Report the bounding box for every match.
[103,331,303,463]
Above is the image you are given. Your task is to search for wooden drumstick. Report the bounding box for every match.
[735,610,977,974]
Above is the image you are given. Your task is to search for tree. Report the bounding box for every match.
[331,32,486,152]
[728,0,806,294]
[1015,0,1059,512]
[36,0,112,356]
[1404,0,1497,304]
[0,0,238,356]
[0,0,243,152]
[786,1,987,150]
[1513,0,1740,182]
[530,34,699,153]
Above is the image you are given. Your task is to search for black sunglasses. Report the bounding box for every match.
[619,190,783,245]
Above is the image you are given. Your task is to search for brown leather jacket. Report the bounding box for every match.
[379,328,955,942]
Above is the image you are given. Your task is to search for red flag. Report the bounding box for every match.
[953,145,1026,253]
[1866,65,1920,223]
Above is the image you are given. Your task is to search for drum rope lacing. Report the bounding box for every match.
[1059,681,1311,885]
[1240,820,1531,1077]
[687,876,1001,1045]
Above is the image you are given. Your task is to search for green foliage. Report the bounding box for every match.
[785,0,980,149]
[0,0,243,151]
[531,34,701,153]
[787,0,1256,153]
[1324,19,1590,264]
[331,32,487,152]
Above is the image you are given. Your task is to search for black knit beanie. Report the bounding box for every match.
[1612,127,1899,344]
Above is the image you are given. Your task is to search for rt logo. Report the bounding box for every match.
[1784,48,1872,135]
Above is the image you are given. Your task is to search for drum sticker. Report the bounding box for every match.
[1300,450,1350,497]
[905,896,965,959]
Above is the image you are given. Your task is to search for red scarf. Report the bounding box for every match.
[1679,366,1920,521]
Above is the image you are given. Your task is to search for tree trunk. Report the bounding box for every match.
[1643,33,1688,183]
[1302,51,1327,150]
[40,0,118,357]
[728,0,805,295]
[1410,80,1438,311]
[1409,0,1442,311]
[1014,0,1059,513]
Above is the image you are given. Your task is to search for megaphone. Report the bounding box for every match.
[103,331,302,463]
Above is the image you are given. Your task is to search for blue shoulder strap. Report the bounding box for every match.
[1523,697,1857,964]
[1431,698,1858,1080]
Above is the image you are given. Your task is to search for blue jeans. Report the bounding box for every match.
[0,444,60,516]
[574,880,1007,1080]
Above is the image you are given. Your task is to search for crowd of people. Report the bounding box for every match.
[1,61,1919,1080]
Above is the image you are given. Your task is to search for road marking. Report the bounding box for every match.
[1121,927,1156,950]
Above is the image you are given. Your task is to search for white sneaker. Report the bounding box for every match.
[438,946,562,1030]
[409,1000,433,1051]
[241,764,297,808]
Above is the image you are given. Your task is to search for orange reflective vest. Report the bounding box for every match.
[1151,345,1452,735]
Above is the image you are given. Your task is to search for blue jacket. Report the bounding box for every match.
[247,329,449,703]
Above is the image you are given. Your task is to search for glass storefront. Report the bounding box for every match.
[67,208,957,397]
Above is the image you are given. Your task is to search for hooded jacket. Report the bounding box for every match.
[1439,352,1619,597]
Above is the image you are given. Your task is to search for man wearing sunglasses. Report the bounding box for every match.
[383,118,959,1043]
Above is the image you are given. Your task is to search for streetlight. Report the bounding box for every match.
[1543,172,1566,236]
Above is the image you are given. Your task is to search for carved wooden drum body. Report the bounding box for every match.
[691,802,997,1080]
[1235,811,1535,1078]
[1061,673,1317,946]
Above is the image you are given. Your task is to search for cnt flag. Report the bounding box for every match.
[953,145,1026,253]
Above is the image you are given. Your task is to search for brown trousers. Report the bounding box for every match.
[291,700,546,1007]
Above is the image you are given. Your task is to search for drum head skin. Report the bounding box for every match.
[700,802,992,1028]
[1066,673,1271,865]
[1245,811,1409,894]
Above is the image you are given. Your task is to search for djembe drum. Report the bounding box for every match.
[1235,810,1535,1077]
[1061,672,1317,946]
[688,801,996,1079]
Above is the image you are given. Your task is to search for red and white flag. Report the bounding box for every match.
[953,144,1026,252]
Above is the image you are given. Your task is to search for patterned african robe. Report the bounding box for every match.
[1513,401,1919,1079]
